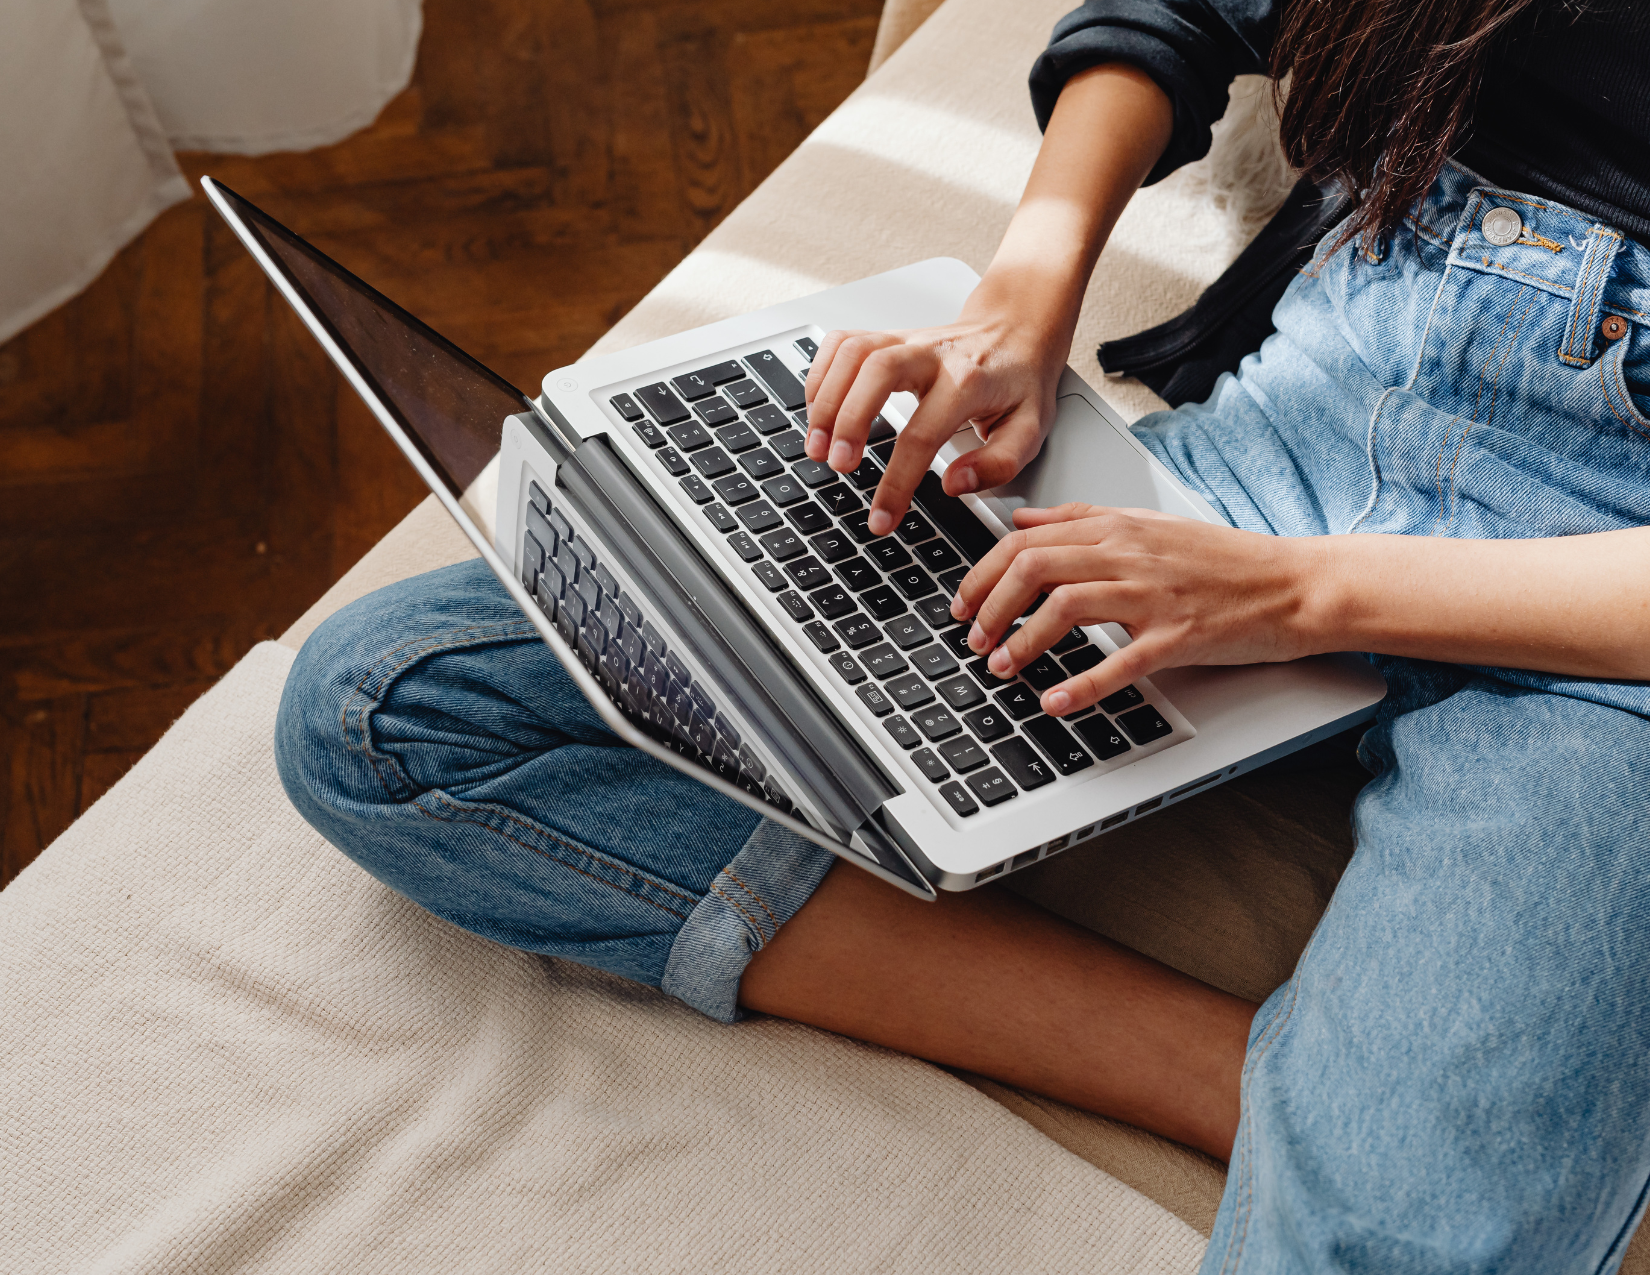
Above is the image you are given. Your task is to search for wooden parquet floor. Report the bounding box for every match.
[0,0,882,886]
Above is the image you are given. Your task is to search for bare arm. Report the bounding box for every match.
[802,63,1174,538]
[956,507,1650,717]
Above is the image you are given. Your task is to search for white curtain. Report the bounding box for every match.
[0,0,422,348]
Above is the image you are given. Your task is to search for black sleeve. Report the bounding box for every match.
[1028,0,1279,185]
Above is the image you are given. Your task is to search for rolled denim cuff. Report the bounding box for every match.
[660,819,836,1023]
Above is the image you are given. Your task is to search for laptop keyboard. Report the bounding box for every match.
[602,340,1184,819]
[519,479,797,817]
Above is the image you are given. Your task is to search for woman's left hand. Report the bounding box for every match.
[952,503,1324,716]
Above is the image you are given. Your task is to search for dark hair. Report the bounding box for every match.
[1271,0,1539,246]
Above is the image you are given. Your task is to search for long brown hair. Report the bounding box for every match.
[1271,0,1539,245]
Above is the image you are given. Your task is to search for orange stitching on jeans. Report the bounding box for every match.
[412,801,691,922]
[709,883,769,944]
[723,868,779,936]
[1516,232,1564,254]
[1444,290,1540,530]
[1601,356,1650,445]
[1561,229,1624,366]
[425,788,700,909]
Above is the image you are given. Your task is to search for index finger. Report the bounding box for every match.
[865,383,973,537]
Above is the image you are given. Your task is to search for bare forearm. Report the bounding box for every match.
[969,63,1173,342]
[1301,528,1650,680]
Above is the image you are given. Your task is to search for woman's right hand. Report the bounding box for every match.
[801,289,1072,539]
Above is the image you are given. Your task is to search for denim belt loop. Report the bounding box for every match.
[1559,224,1625,367]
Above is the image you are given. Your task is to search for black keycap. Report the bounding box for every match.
[694,359,745,387]
[867,414,896,442]
[522,521,547,571]
[691,447,735,479]
[940,781,981,816]
[883,716,920,750]
[936,627,974,661]
[784,556,831,591]
[728,531,762,562]
[816,483,861,515]
[992,737,1056,791]
[828,651,866,684]
[568,537,597,571]
[861,585,907,620]
[835,557,878,592]
[776,590,814,622]
[964,704,1014,742]
[866,538,912,571]
[1119,704,1174,744]
[791,457,835,488]
[911,704,961,740]
[938,735,989,773]
[527,480,551,515]
[558,586,585,628]
[724,378,768,409]
[1050,627,1088,654]
[994,683,1042,720]
[1073,716,1131,760]
[581,611,607,654]
[610,392,644,421]
[912,470,997,562]
[738,448,783,480]
[1062,645,1104,675]
[802,621,839,652]
[914,594,958,629]
[934,675,985,710]
[1022,716,1094,775]
[965,655,1001,685]
[713,473,758,505]
[785,502,831,535]
[751,560,786,592]
[914,539,962,573]
[1020,653,1066,691]
[908,642,959,680]
[656,446,689,477]
[549,508,573,543]
[1101,685,1145,715]
[665,650,691,686]
[535,574,561,621]
[715,421,759,452]
[937,566,968,595]
[760,527,805,560]
[633,420,665,449]
[761,474,806,506]
[769,429,806,461]
[736,500,783,533]
[809,529,855,563]
[679,474,713,504]
[714,711,741,750]
[694,397,739,427]
[794,336,819,361]
[833,615,880,649]
[689,686,717,721]
[846,456,883,490]
[710,738,739,779]
[842,510,877,543]
[861,643,909,680]
[574,574,600,613]
[670,369,718,401]
[911,747,949,782]
[884,615,931,651]
[745,349,808,410]
[688,714,717,754]
[737,743,766,783]
[870,438,898,464]
[856,683,894,717]
[888,566,937,599]
[809,584,855,618]
[747,403,789,435]
[702,502,737,533]
[617,594,642,628]
[895,511,935,543]
[666,421,710,452]
[636,382,690,424]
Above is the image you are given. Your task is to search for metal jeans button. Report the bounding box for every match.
[1601,315,1628,342]
[1482,206,1523,247]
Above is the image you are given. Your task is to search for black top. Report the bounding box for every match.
[1029,0,1650,243]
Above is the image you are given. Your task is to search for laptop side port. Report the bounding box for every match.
[1099,811,1128,831]
[1011,849,1041,871]
[975,862,1005,883]
[1134,796,1163,814]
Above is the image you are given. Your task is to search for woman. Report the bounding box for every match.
[277,0,1650,1268]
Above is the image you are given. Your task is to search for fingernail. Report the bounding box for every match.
[988,647,1011,675]
[1045,690,1071,715]
[952,468,978,494]
[807,430,829,459]
[967,622,986,653]
[949,594,968,619]
[829,440,854,470]
[867,509,892,536]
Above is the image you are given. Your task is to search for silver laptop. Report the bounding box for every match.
[205,177,1385,900]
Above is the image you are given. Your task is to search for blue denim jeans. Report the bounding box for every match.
[275,161,1650,1272]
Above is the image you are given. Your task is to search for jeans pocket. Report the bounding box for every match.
[1601,323,1650,434]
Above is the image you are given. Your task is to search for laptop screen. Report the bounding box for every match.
[211,181,525,519]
